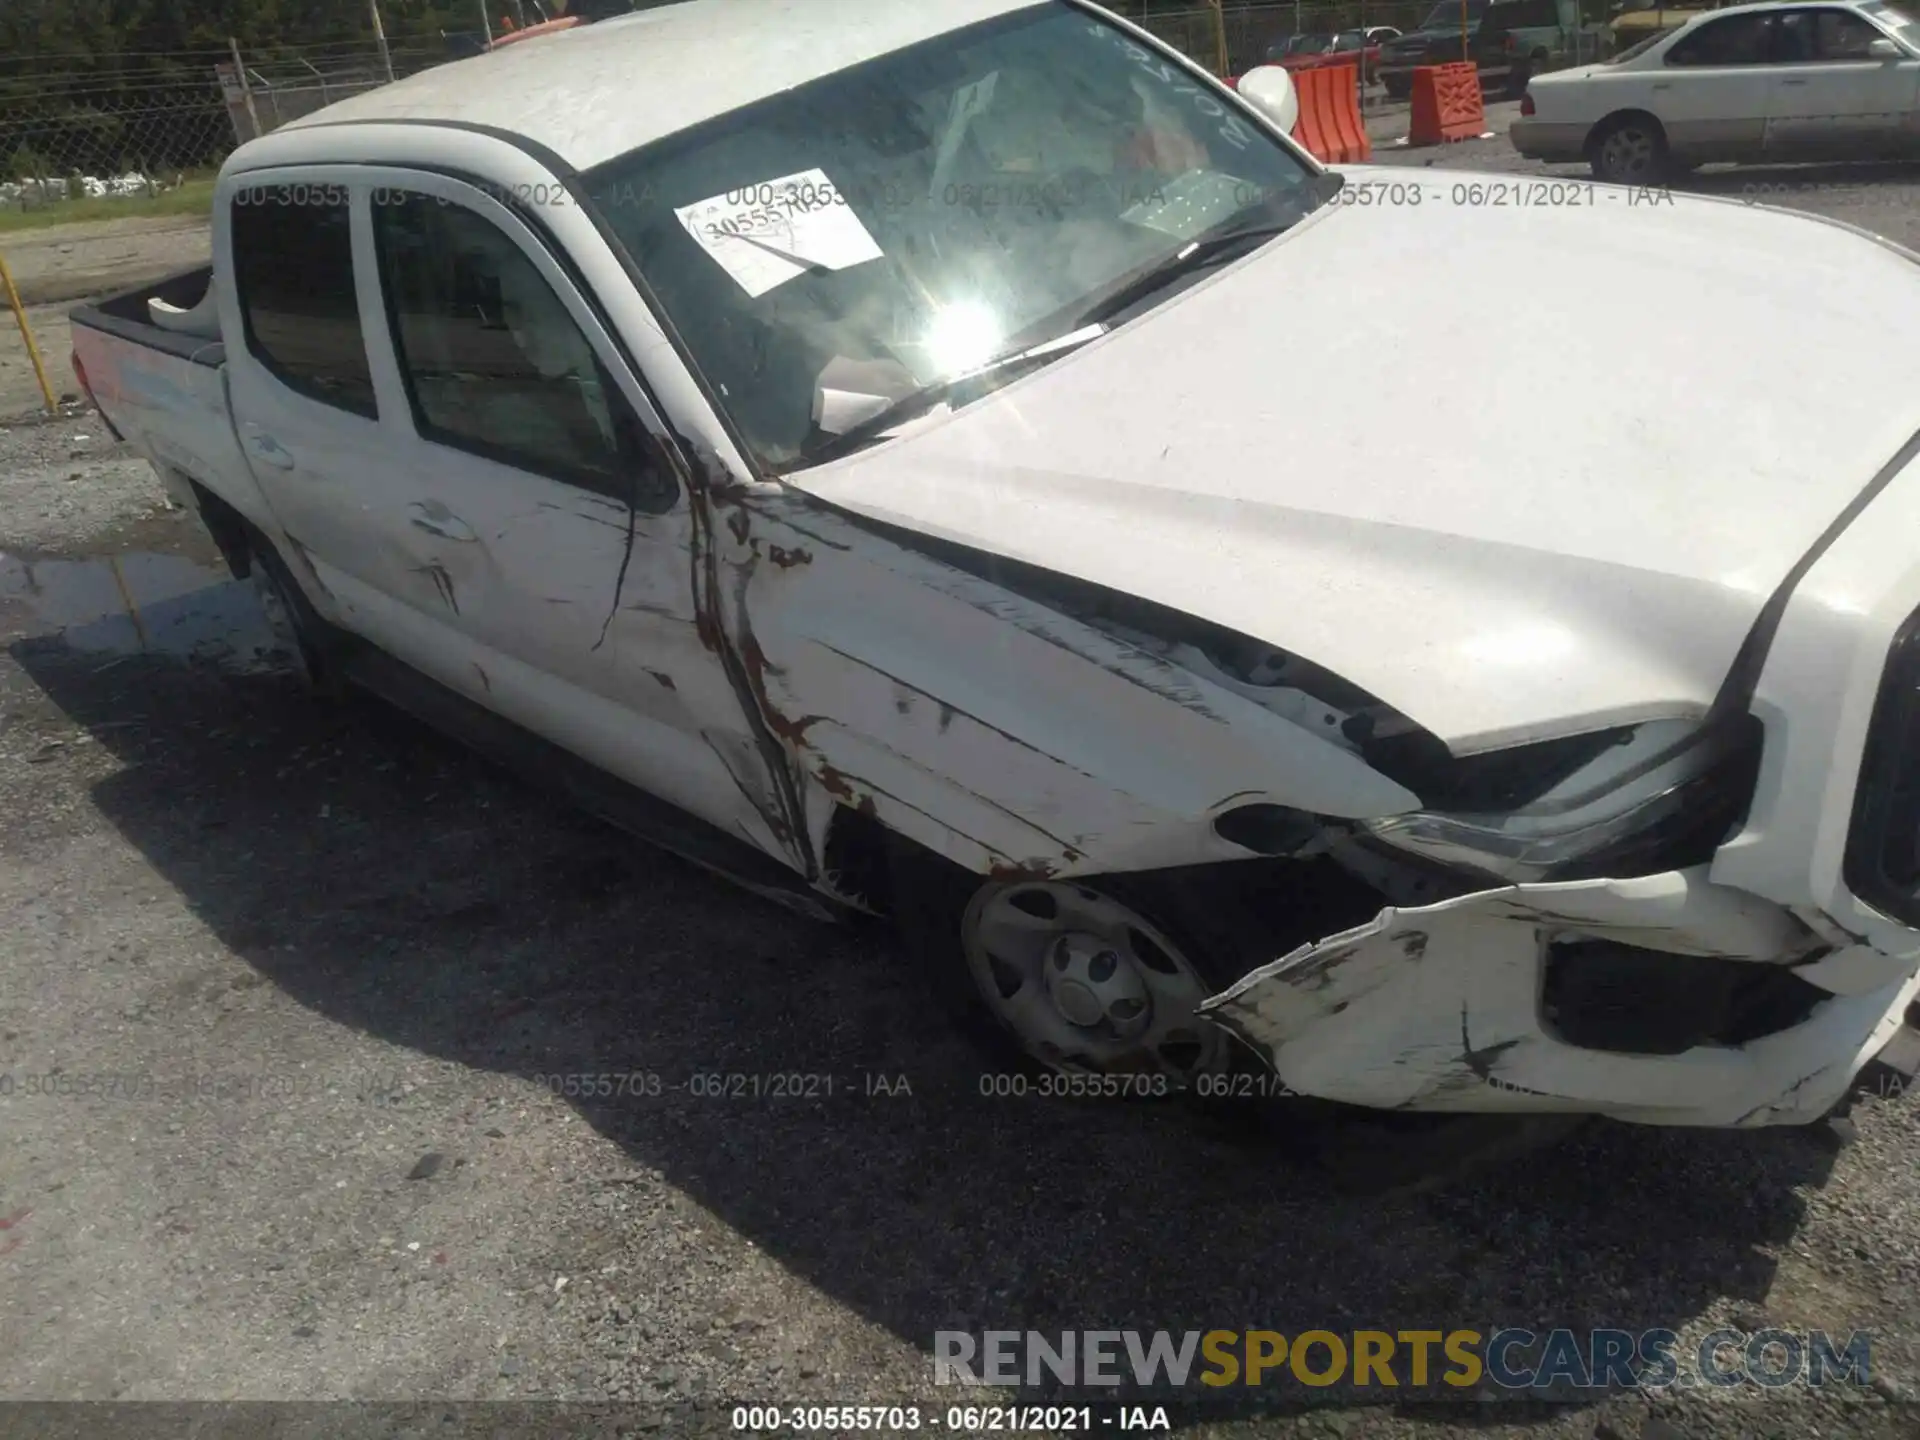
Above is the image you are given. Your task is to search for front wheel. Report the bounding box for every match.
[888,846,1261,1087]
[1589,114,1669,184]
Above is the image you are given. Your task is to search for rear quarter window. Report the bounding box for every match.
[231,189,378,418]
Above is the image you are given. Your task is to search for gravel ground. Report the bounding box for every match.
[3,177,1920,1440]
[0,216,213,421]
[3,215,211,307]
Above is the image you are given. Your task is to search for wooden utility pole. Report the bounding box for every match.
[227,37,262,139]
[370,0,396,82]
[1207,0,1230,75]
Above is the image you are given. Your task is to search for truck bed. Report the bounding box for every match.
[71,265,223,367]
[69,264,275,539]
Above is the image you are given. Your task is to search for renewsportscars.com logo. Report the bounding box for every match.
[933,1328,1874,1392]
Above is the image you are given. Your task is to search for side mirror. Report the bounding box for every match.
[1236,65,1300,134]
[1869,36,1902,58]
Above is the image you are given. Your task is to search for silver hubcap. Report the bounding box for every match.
[1600,127,1654,179]
[961,881,1226,1079]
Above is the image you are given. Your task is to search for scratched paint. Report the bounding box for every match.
[734,494,1417,879]
[413,562,459,615]
[0,1209,31,1257]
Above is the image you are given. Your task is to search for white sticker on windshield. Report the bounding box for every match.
[673,169,883,298]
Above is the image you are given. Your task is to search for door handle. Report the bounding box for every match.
[1779,76,1808,85]
[1651,80,1671,90]
[243,429,297,471]
[406,503,477,542]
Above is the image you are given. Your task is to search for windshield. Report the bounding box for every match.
[1607,29,1670,61]
[1612,28,1674,60]
[1419,0,1488,28]
[1862,0,1920,43]
[1294,33,1334,51]
[585,4,1318,473]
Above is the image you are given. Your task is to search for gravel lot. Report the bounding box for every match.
[0,216,213,421]
[3,151,1920,1440]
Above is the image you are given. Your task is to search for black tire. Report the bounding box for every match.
[246,533,344,697]
[1588,112,1669,185]
[884,839,1381,1085]
[886,840,1258,1083]
[1383,74,1411,100]
[885,837,1589,1179]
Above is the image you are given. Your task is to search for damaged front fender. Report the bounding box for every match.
[1200,868,1920,1127]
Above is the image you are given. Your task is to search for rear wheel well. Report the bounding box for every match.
[1587,109,1666,155]
[185,476,253,580]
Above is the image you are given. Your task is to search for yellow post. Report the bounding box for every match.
[1208,0,1230,76]
[0,250,58,415]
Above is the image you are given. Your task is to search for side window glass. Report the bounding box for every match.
[1668,15,1776,63]
[372,191,678,511]
[231,188,377,418]
[1775,11,1818,60]
[1817,8,1886,55]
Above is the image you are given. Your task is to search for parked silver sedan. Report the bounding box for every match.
[1511,0,1920,182]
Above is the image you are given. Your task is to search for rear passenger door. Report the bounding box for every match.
[221,173,387,593]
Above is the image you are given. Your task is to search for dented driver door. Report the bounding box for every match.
[341,170,798,866]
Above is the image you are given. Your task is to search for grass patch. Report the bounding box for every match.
[0,178,216,235]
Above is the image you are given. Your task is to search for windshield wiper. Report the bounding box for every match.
[792,172,1344,470]
[798,322,1108,466]
[1072,171,1345,330]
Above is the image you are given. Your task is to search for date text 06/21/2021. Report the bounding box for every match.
[729,1404,1172,1432]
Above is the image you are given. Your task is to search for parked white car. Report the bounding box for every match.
[67,0,1920,1133]
[1511,0,1920,181]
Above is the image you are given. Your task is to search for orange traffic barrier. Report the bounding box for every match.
[1289,64,1371,166]
[488,15,581,49]
[1407,62,1486,146]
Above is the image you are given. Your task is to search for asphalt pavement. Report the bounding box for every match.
[6,128,1920,1439]
[1362,97,1920,251]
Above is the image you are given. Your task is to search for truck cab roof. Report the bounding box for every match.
[272,0,1045,172]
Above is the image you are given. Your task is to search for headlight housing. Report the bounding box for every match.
[1356,715,1764,885]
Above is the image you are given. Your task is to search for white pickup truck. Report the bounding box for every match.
[70,0,1920,1130]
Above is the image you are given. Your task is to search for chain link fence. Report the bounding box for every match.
[218,41,466,147]
[0,38,465,216]
[0,66,234,208]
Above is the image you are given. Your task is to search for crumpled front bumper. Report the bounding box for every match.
[1199,868,1920,1127]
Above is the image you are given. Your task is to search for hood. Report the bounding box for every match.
[786,171,1920,754]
